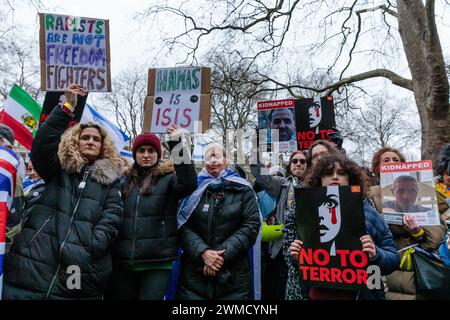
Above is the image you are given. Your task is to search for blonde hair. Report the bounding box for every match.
[58,122,123,172]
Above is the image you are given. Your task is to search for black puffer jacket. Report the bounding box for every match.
[111,158,197,266]
[3,107,123,300]
[176,181,261,300]
[22,181,46,224]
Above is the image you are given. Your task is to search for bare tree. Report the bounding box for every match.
[98,67,146,141]
[141,0,449,161]
[0,3,42,101]
[207,50,269,138]
[0,38,41,100]
[338,93,421,166]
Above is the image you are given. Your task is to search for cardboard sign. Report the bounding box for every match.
[295,186,368,290]
[144,67,211,133]
[295,96,335,150]
[257,99,297,152]
[39,13,112,92]
[39,91,88,128]
[380,160,440,226]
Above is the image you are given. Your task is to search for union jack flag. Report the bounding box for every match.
[0,145,19,299]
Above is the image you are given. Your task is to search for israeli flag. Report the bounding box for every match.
[81,104,130,153]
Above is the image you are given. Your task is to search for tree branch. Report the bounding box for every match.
[355,4,398,18]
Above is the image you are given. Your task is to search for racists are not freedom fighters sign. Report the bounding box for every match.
[39,13,111,92]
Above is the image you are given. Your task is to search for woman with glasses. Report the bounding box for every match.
[250,150,308,299]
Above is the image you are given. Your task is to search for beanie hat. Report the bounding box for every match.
[0,124,14,146]
[269,165,286,177]
[132,133,162,160]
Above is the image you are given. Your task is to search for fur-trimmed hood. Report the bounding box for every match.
[60,157,123,185]
[154,160,175,176]
[122,160,175,178]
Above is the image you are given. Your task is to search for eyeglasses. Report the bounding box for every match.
[291,158,306,165]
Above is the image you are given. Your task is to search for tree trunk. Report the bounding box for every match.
[396,0,449,161]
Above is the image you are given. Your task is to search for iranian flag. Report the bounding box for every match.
[0,85,41,150]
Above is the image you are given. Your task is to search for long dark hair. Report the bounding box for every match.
[305,153,370,198]
[123,163,157,196]
[285,150,308,177]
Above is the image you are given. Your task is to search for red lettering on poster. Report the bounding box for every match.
[298,248,369,286]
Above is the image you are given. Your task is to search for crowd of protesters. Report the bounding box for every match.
[0,84,449,300]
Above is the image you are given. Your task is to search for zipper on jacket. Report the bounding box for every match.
[131,191,140,264]
[45,168,90,299]
[29,216,52,246]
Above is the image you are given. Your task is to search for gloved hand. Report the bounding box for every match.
[328,127,344,150]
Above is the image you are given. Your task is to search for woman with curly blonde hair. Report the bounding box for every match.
[3,84,124,300]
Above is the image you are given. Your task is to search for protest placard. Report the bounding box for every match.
[257,99,297,152]
[295,186,368,290]
[380,160,440,226]
[143,67,211,133]
[295,96,335,150]
[39,13,111,92]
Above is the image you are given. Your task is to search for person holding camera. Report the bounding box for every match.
[176,144,260,300]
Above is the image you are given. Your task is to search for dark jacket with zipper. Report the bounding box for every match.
[111,155,197,266]
[2,107,123,300]
[176,181,261,300]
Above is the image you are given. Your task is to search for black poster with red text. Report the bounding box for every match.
[39,91,88,128]
[295,186,368,290]
[295,96,335,150]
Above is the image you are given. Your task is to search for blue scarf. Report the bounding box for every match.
[172,167,262,300]
[177,167,253,229]
[23,177,37,189]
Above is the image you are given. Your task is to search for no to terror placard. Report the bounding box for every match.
[295,186,368,290]
[39,13,111,92]
[144,67,211,133]
[295,96,335,150]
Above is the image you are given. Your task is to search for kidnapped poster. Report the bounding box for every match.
[295,186,368,290]
[295,96,335,150]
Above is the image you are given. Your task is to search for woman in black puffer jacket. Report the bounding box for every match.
[176,144,261,300]
[106,129,197,300]
[3,84,124,300]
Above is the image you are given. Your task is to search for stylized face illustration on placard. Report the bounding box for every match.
[318,186,341,243]
[308,101,322,129]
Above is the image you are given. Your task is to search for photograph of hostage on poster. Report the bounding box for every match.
[257,99,297,152]
[380,160,440,226]
[295,186,369,290]
[295,96,336,150]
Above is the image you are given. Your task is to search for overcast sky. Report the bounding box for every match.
[11,0,179,76]
[6,0,450,161]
